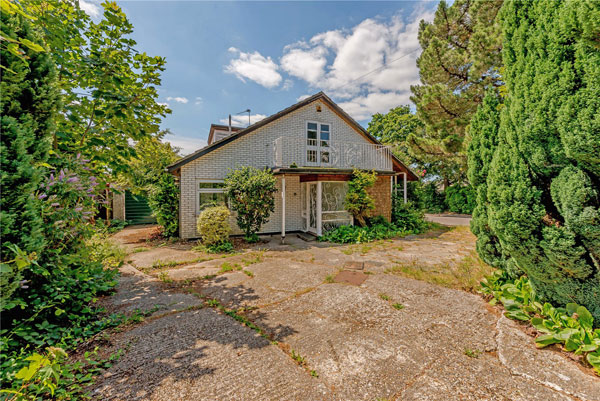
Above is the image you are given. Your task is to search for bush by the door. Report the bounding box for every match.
[345,169,376,227]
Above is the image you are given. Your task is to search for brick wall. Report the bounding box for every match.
[367,176,392,222]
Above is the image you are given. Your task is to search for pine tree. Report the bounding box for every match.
[410,0,503,184]
[484,0,600,319]
[0,12,59,260]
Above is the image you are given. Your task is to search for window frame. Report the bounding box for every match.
[196,180,227,215]
[305,120,332,166]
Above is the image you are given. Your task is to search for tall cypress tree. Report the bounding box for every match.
[0,12,59,260]
[482,0,599,318]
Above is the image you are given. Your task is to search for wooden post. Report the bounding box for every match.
[316,181,322,236]
[281,175,286,243]
[403,172,407,204]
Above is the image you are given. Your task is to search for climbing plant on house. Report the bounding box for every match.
[224,167,277,242]
[344,169,376,227]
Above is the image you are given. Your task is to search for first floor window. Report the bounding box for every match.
[197,181,226,213]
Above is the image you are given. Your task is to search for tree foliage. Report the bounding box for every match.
[118,130,179,195]
[224,167,277,241]
[24,0,170,181]
[471,0,600,319]
[148,173,179,238]
[368,105,422,166]
[344,169,376,227]
[410,0,503,184]
[0,9,58,261]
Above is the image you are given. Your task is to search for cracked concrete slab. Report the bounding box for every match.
[98,226,599,400]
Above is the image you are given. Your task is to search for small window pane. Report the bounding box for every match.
[307,150,317,162]
[320,131,329,141]
[321,151,330,163]
[199,182,225,189]
[199,192,226,211]
[307,122,318,130]
[320,124,329,132]
[307,130,317,139]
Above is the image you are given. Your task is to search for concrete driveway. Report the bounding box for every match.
[425,213,472,226]
[91,226,599,401]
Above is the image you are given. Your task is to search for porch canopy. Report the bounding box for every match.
[273,168,409,241]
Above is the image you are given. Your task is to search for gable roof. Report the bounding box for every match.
[166,91,418,180]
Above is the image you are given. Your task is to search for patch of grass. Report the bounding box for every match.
[392,303,404,310]
[310,370,319,378]
[132,247,149,253]
[341,248,353,255]
[158,271,173,283]
[202,274,217,280]
[464,348,481,358]
[219,262,241,273]
[324,274,335,284]
[386,250,494,293]
[379,293,390,301]
[364,271,374,275]
[242,251,264,266]
[243,270,254,277]
[290,349,306,366]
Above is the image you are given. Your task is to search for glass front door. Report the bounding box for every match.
[308,182,318,233]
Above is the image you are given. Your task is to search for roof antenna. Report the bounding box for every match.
[237,109,251,126]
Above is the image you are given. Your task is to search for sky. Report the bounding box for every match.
[82,1,437,155]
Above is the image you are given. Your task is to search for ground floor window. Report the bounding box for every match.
[301,181,352,234]
[321,181,352,231]
[197,181,226,213]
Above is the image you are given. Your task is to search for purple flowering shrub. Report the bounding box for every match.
[1,156,119,372]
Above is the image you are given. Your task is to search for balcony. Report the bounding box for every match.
[270,136,393,171]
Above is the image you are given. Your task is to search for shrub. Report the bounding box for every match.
[471,1,600,320]
[421,182,446,213]
[148,173,179,238]
[319,217,427,244]
[224,167,276,241]
[197,206,231,246]
[391,196,427,232]
[444,184,476,214]
[345,169,376,226]
[481,273,600,375]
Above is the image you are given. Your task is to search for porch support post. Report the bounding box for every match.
[281,175,286,243]
[317,181,322,236]
[403,172,407,204]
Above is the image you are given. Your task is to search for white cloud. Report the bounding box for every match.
[338,91,413,121]
[225,48,282,88]
[163,134,207,157]
[166,96,189,104]
[219,114,267,127]
[280,9,434,120]
[297,94,311,102]
[80,0,101,18]
[195,97,203,106]
[280,44,327,84]
[281,79,293,91]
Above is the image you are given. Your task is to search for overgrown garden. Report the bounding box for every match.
[1,0,173,397]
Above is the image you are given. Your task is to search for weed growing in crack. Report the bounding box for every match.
[464,348,481,358]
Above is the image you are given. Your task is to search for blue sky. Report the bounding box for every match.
[83,1,437,155]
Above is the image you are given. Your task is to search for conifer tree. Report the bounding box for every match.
[410,0,503,184]
[0,12,59,260]
[480,0,599,318]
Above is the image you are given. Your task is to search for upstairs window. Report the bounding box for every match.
[306,122,331,165]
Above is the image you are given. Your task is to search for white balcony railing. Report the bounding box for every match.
[270,136,393,171]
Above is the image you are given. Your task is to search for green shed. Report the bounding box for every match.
[124,191,156,224]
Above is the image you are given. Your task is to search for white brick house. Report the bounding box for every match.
[167,92,418,240]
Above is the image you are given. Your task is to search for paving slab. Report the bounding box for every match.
[127,247,202,269]
[103,264,202,317]
[91,308,333,401]
[98,225,599,400]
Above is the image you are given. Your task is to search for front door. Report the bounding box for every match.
[308,182,318,233]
